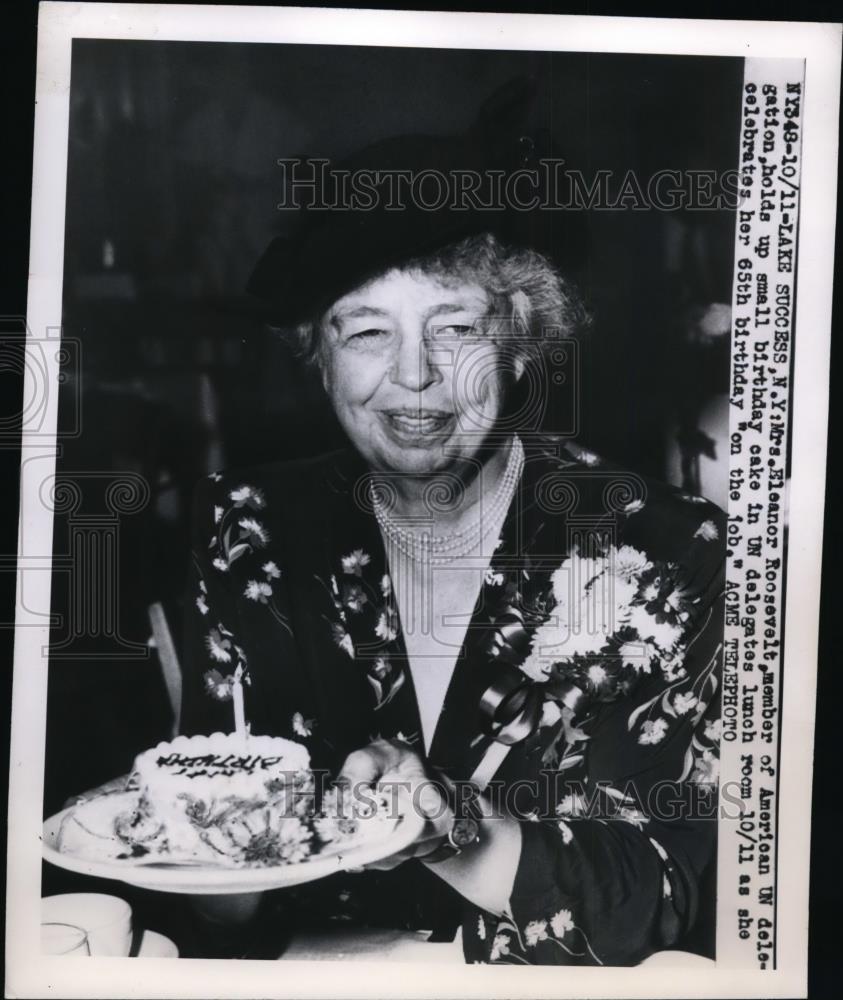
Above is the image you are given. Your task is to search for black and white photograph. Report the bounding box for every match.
[5,5,840,997]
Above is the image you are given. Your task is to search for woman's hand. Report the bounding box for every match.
[335,738,452,870]
[338,738,522,915]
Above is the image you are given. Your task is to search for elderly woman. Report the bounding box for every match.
[180,94,726,965]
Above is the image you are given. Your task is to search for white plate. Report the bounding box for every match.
[43,791,425,895]
[137,929,179,958]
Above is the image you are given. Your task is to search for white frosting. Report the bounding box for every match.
[134,732,310,798]
[128,733,315,863]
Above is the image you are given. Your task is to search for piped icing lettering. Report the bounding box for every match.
[155,752,286,778]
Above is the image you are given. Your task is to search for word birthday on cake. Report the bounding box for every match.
[155,752,287,777]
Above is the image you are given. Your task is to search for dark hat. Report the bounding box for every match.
[246,76,583,325]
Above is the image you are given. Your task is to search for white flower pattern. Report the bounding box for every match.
[694,519,719,541]
[342,549,371,576]
[238,517,268,546]
[490,933,511,961]
[244,580,273,603]
[704,718,722,742]
[638,718,668,745]
[292,712,313,738]
[193,451,723,968]
[524,920,549,946]
[374,612,398,643]
[550,908,574,938]
[673,692,698,715]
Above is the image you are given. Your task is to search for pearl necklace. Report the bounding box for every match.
[371,437,524,565]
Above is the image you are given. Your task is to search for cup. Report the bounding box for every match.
[41,894,132,956]
[41,921,90,956]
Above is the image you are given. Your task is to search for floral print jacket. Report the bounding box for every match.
[181,437,726,966]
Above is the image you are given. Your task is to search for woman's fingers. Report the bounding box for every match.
[335,741,452,871]
[335,747,383,790]
[335,738,413,790]
[416,779,445,818]
[333,750,453,871]
[364,852,408,871]
[364,818,449,871]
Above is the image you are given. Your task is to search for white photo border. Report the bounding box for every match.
[8,4,841,998]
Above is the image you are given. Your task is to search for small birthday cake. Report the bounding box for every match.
[129,732,316,863]
[57,733,394,868]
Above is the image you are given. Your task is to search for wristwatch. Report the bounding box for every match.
[421,779,484,864]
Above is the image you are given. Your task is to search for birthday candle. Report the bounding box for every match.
[232,664,247,742]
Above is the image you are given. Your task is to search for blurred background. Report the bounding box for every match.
[45,40,741,824]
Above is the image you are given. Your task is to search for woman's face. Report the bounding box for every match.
[318,268,520,477]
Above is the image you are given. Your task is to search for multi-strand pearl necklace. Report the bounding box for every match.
[371,436,524,565]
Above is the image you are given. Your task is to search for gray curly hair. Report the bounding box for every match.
[283,231,589,366]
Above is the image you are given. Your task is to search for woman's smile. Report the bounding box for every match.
[378,408,456,446]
